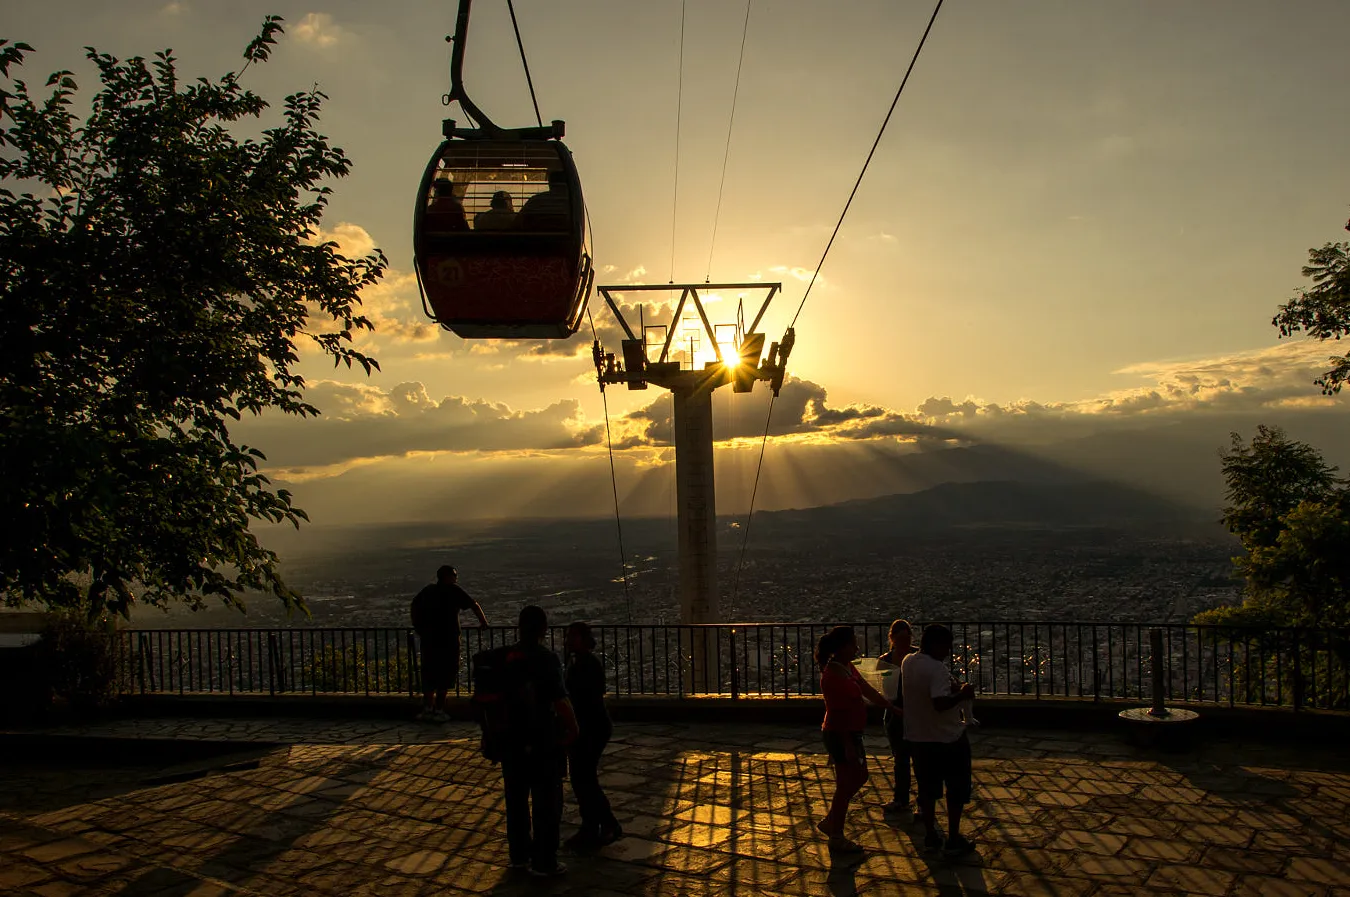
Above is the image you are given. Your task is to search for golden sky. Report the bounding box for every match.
[9,0,1350,522]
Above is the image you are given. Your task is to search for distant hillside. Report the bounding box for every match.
[751,479,1212,540]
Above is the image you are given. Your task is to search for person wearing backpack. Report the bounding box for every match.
[410,565,489,722]
[499,605,579,877]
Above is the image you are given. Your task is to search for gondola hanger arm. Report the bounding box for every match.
[443,0,562,141]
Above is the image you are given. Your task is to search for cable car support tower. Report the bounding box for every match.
[592,283,793,688]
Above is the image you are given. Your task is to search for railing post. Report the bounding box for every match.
[407,630,419,698]
[136,633,148,694]
[1149,627,1166,716]
[267,633,278,696]
[1292,629,1304,711]
[1091,626,1101,702]
[730,628,739,700]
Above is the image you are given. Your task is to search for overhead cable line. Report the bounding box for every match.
[789,0,945,329]
[506,0,543,126]
[588,305,634,623]
[706,0,754,282]
[734,0,946,595]
[670,0,687,282]
[730,391,775,608]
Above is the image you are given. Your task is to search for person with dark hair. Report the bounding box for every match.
[410,565,488,722]
[879,619,918,816]
[816,625,904,853]
[562,621,622,852]
[516,168,571,231]
[902,624,977,857]
[499,605,579,877]
[474,190,516,230]
[427,177,469,231]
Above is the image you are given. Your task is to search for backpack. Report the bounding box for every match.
[471,646,514,762]
[471,645,554,762]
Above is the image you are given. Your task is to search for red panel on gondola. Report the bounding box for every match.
[421,253,581,338]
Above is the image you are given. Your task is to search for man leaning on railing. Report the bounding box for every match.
[411,565,489,722]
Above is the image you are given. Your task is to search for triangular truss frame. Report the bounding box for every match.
[592,282,794,395]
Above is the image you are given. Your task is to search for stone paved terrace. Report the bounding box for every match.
[2,717,1349,896]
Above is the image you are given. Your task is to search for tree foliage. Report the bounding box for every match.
[1272,214,1350,394]
[0,20,386,617]
[1197,426,1350,628]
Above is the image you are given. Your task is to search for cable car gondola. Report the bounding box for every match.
[414,1,593,339]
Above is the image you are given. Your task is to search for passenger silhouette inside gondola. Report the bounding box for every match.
[516,169,571,232]
[427,177,469,232]
[474,190,517,231]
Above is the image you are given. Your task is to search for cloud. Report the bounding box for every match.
[309,223,440,349]
[911,341,1347,444]
[770,265,824,286]
[601,341,1347,453]
[249,333,1347,503]
[613,376,957,449]
[294,12,345,48]
[233,381,604,473]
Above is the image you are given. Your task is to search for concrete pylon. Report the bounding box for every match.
[672,381,719,692]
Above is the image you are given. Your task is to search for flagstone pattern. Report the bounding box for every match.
[1,719,1348,895]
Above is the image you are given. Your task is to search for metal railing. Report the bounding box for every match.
[117,622,1350,711]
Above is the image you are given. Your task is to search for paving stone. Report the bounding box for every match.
[54,850,139,880]
[0,861,52,888]
[1182,822,1256,848]
[21,837,101,863]
[981,846,1071,876]
[977,822,1055,847]
[384,849,450,875]
[995,872,1096,896]
[1144,864,1237,895]
[1097,814,1181,839]
[1203,845,1287,875]
[1050,829,1126,855]
[1255,830,1337,855]
[1288,857,1350,888]
[29,880,96,897]
[1233,878,1329,897]
[1062,853,1154,881]
[1120,836,1200,863]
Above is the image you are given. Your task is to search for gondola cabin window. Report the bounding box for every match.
[422,145,572,234]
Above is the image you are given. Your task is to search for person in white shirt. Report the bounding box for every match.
[901,624,976,857]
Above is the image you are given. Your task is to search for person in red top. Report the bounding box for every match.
[816,625,904,853]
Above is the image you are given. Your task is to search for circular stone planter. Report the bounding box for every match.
[1118,706,1201,752]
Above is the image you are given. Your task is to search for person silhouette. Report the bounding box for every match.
[410,565,488,722]
[474,190,516,231]
[427,177,468,232]
[516,169,571,231]
[816,625,903,854]
[879,619,918,816]
[562,621,622,852]
[902,624,978,858]
[499,605,579,878]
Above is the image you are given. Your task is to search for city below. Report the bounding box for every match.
[139,480,1240,631]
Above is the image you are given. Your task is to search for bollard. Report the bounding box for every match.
[1149,628,1166,717]
[1120,625,1199,750]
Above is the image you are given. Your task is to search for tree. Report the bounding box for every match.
[0,19,386,617]
[1271,213,1350,394]
[1218,425,1338,553]
[1197,426,1349,628]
